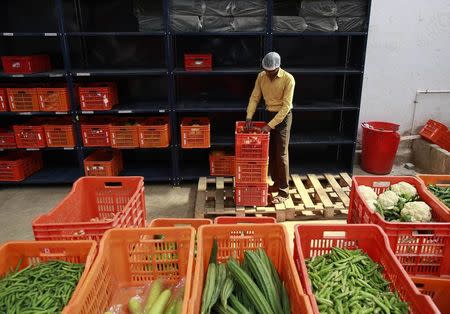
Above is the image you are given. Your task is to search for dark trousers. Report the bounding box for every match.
[266,111,292,197]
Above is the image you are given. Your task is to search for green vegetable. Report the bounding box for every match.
[227,258,274,314]
[201,263,217,314]
[148,289,171,314]
[174,299,183,314]
[145,279,164,313]
[209,263,227,312]
[428,184,450,208]
[0,260,84,313]
[306,248,409,313]
[229,294,251,314]
[220,277,235,309]
[129,296,143,314]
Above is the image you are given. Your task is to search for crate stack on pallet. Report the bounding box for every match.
[235,121,270,207]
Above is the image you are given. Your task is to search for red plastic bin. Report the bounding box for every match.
[138,116,170,148]
[411,276,450,314]
[209,151,235,176]
[44,124,76,148]
[0,240,97,313]
[84,150,123,176]
[32,176,146,241]
[419,119,448,144]
[436,129,450,151]
[417,174,450,212]
[79,83,118,111]
[13,124,47,148]
[189,223,313,314]
[0,151,43,181]
[7,87,40,112]
[149,218,212,230]
[214,216,276,224]
[235,121,270,159]
[37,86,71,112]
[0,88,8,111]
[294,224,439,314]
[180,117,210,148]
[1,55,51,74]
[0,128,16,148]
[348,176,450,277]
[81,123,111,147]
[235,158,268,184]
[184,54,212,71]
[110,120,140,148]
[235,183,268,207]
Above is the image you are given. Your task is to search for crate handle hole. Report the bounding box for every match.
[104,181,123,188]
[323,231,346,238]
[153,234,165,240]
[412,230,435,236]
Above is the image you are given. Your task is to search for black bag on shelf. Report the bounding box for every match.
[273,16,307,32]
[204,0,233,16]
[273,0,300,16]
[134,0,163,15]
[232,0,267,17]
[337,17,366,31]
[171,15,203,32]
[336,0,367,17]
[305,16,338,32]
[170,0,206,15]
[202,16,234,32]
[136,15,164,32]
[232,17,266,32]
[299,0,337,17]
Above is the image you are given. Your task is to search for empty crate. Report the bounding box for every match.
[7,88,40,112]
[0,88,8,111]
[13,124,47,148]
[138,116,170,148]
[110,120,140,148]
[84,150,123,176]
[79,83,118,111]
[0,129,16,148]
[81,123,111,147]
[44,124,76,148]
[37,86,71,112]
[181,117,210,148]
[1,55,51,74]
[0,151,43,181]
[209,151,235,176]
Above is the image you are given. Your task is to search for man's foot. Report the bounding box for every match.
[272,194,289,204]
[269,185,279,194]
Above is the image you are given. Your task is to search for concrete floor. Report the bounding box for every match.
[0,164,416,243]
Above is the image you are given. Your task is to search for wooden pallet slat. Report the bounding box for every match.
[325,173,350,207]
[291,174,315,209]
[215,177,225,211]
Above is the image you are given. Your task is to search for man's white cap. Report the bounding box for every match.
[262,52,281,71]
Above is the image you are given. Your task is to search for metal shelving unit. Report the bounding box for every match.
[0,0,371,184]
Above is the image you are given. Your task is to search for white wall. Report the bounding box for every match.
[359,0,450,135]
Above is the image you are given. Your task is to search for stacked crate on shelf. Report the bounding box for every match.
[1,55,51,74]
[110,118,140,148]
[0,128,16,148]
[37,85,73,112]
[0,88,8,111]
[84,150,123,176]
[7,87,40,112]
[138,116,170,148]
[209,150,235,176]
[180,117,210,148]
[235,121,270,206]
[79,83,118,111]
[0,151,43,182]
[80,118,111,147]
[44,119,76,148]
[13,122,47,148]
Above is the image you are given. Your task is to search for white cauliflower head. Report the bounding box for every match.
[400,201,432,222]
[390,182,417,198]
[358,185,378,201]
[366,199,379,211]
[377,190,399,209]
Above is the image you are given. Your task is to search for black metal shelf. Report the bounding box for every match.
[290,135,355,145]
[0,32,60,37]
[173,67,260,75]
[81,146,172,151]
[67,32,164,36]
[292,101,359,111]
[79,102,169,115]
[173,32,266,36]
[0,111,71,116]
[176,100,248,112]
[0,147,77,152]
[0,167,81,185]
[272,32,367,37]
[285,67,362,74]
[0,71,65,78]
[71,69,167,77]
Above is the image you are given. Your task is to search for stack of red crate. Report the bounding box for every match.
[234,121,270,206]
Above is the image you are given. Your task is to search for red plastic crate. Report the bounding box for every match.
[348,176,450,277]
[184,54,212,71]
[138,116,170,148]
[214,216,276,224]
[235,183,268,207]
[411,276,450,314]
[235,121,270,159]
[37,86,71,112]
[209,151,235,176]
[0,88,8,111]
[149,218,213,230]
[1,55,51,74]
[293,224,439,314]
[79,83,118,111]
[419,119,448,144]
[180,117,210,148]
[235,158,268,184]
[417,174,450,212]
[0,151,43,181]
[32,176,146,241]
[44,124,76,148]
[7,88,40,112]
[13,124,47,148]
[81,123,111,147]
[435,129,450,151]
[0,129,16,148]
[84,150,123,176]
[110,120,139,148]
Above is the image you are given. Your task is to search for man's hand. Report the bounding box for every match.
[245,119,253,131]
[261,124,272,133]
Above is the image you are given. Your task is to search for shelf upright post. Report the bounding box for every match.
[164,0,179,185]
[55,0,85,178]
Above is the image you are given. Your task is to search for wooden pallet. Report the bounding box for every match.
[194,173,352,221]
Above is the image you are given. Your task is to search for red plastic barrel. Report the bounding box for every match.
[361,121,400,174]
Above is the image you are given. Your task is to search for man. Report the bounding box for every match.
[245,52,295,204]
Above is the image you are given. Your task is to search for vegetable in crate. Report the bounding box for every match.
[306,248,409,313]
[358,185,378,201]
[0,260,84,313]
[428,184,450,208]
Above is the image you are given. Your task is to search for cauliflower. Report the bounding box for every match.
[400,201,432,222]
[358,185,378,201]
[366,199,379,211]
[390,182,417,198]
[377,190,399,209]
